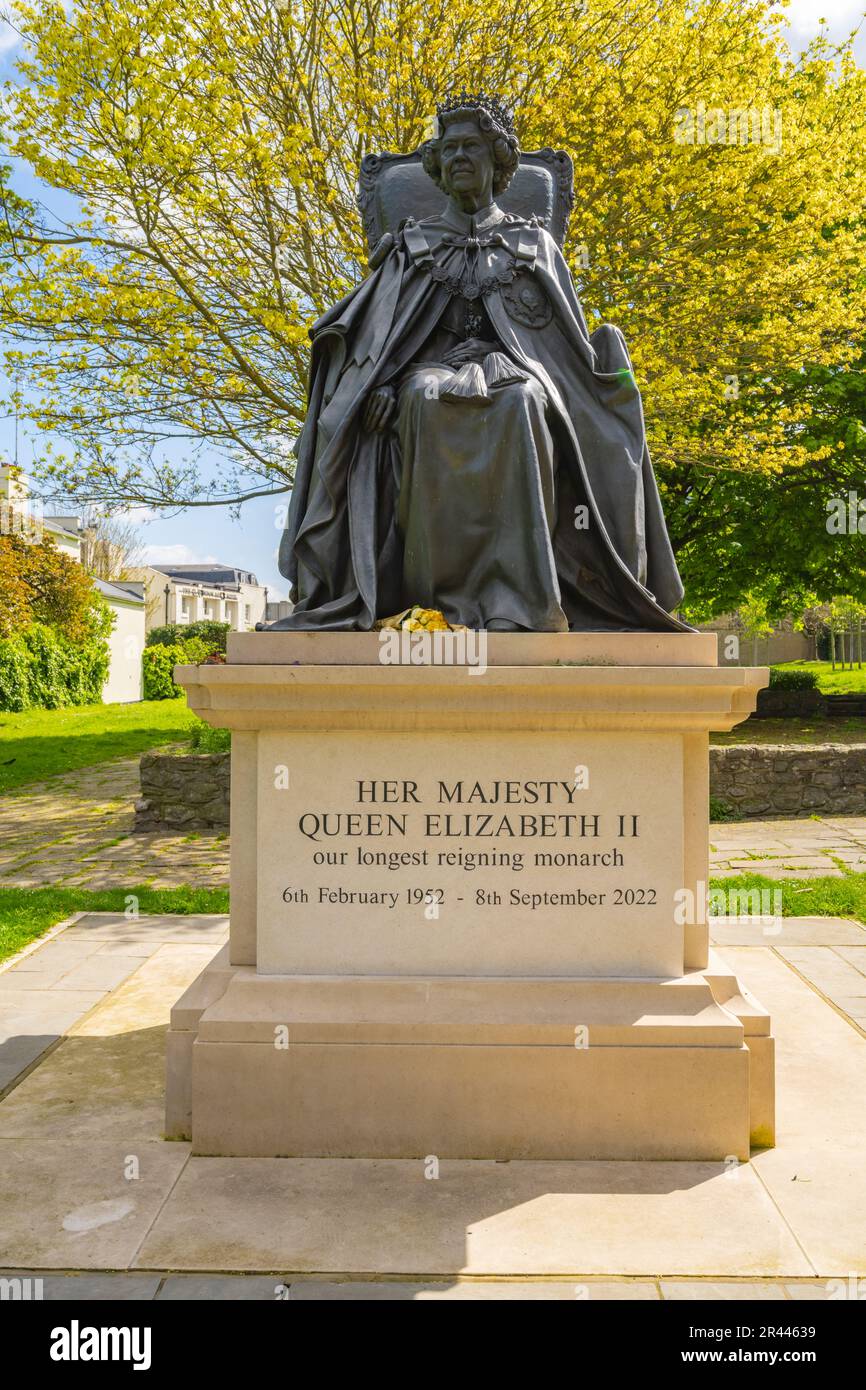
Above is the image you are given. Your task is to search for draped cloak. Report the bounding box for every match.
[275,200,688,632]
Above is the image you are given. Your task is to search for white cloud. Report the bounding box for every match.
[140,543,220,566]
[784,0,864,38]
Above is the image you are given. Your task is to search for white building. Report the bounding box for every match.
[0,466,145,703]
[94,579,146,702]
[265,598,294,624]
[126,563,267,634]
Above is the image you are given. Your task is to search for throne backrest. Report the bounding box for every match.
[357,148,574,254]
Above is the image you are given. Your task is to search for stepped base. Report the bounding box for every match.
[166,947,774,1161]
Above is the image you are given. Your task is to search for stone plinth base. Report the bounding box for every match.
[166,946,774,1160]
[167,634,773,1160]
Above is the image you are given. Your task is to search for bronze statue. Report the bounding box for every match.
[275,92,688,632]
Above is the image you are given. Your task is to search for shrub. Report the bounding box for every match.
[186,620,231,652]
[146,620,229,656]
[0,634,32,712]
[142,635,216,699]
[142,643,188,700]
[0,622,111,712]
[179,636,211,665]
[23,623,68,708]
[768,666,820,691]
[146,623,185,648]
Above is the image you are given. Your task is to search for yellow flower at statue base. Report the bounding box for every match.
[375,605,466,632]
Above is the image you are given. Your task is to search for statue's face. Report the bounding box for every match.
[439,119,495,202]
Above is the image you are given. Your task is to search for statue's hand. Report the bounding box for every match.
[442,338,499,368]
[363,384,397,432]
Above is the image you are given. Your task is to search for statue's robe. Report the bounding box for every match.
[275,199,688,631]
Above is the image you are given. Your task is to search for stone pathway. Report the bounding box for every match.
[710,816,866,880]
[0,913,229,1094]
[710,916,866,1032]
[0,755,229,890]
[0,912,865,1293]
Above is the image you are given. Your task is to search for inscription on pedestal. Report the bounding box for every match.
[256,731,684,977]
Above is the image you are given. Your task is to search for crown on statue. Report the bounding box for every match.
[435,90,516,137]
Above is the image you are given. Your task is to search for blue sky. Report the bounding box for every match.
[0,1,863,600]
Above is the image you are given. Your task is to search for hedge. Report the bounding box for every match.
[0,622,111,712]
[146,620,230,653]
[142,636,212,700]
[768,666,820,691]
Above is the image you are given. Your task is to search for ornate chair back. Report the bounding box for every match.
[357,148,574,253]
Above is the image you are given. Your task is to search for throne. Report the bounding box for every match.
[357,147,574,255]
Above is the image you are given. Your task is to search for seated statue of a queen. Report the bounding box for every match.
[275,91,688,633]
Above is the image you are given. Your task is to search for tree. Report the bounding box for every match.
[1,0,866,614]
[733,592,774,665]
[676,351,866,619]
[79,505,144,580]
[0,529,110,640]
[827,594,866,669]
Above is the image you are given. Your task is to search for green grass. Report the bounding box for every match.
[0,885,229,963]
[711,717,866,746]
[188,721,231,753]
[773,660,866,694]
[710,872,866,922]
[0,698,199,793]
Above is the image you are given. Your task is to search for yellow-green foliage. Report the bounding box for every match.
[2,0,865,513]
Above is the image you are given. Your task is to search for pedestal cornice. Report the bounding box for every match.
[177,659,769,734]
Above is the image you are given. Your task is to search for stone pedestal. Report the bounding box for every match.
[166,632,774,1159]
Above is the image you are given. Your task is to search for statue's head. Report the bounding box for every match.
[421,91,520,202]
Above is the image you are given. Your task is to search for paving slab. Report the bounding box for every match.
[93,940,163,960]
[0,991,105,1094]
[734,857,835,870]
[157,1275,295,1301]
[0,1033,63,1094]
[0,1027,168,1143]
[827,999,866,1027]
[710,841,793,853]
[134,1155,812,1277]
[710,918,866,947]
[63,914,230,945]
[3,940,101,977]
[834,948,866,978]
[0,925,221,1097]
[724,865,843,880]
[722,947,866,1277]
[0,1140,189,1269]
[784,1281,854,1301]
[47,955,146,993]
[659,1280,787,1300]
[777,947,866,998]
[68,943,224,1038]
